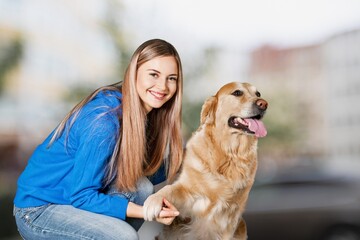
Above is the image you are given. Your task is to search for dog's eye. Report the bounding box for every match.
[256,91,261,97]
[232,90,243,97]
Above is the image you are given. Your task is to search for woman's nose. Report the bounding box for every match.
[156,77,167,90]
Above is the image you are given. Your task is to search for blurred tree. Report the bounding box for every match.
[62,0,133,105]
[63,84,96,105]
[102,0,133,79]
[182,100,203,140]
[182,46,220,139]
[0,36,23,95]
[258,91,301,161]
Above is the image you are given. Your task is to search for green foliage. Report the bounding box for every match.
[258,91,302,157]
[63,85,95,105]
[182,100,204,140]
[0,37,23,94]
[181,46,220,139]
[62,0,132,106]
[102,0,132,78]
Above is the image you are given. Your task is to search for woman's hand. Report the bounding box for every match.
[155,198,179,225]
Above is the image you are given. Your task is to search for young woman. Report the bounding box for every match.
[13,39,183,240]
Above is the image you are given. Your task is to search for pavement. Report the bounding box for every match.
[138,221,163,239]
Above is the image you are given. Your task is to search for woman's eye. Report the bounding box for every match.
[169,76,178,81]
[150,73,158,78]
[232,90,243,96]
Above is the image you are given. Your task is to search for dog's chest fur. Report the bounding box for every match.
[175,185,245,239]
[186,127,258,190]
[174,128,258,236]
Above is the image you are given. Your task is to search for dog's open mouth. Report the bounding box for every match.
[228,116,267,138]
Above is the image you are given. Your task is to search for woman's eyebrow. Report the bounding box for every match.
[147,69,178,76]
[147,69,160,73]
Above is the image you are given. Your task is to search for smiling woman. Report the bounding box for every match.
[136,56,178,113]
[13,39,183,240]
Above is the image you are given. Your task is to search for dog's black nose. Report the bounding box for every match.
[256,99,268,111]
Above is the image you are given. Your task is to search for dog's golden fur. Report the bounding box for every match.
[144,82,268,240]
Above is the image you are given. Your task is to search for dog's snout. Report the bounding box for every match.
[256,99,268,110]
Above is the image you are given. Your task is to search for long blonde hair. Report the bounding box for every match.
[50,39,183,191]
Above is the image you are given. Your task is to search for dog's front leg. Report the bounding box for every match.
[233,218,248,240]
[143,185,174,221]
[143,182,192,221]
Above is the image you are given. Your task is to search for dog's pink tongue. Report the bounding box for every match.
[244,118,267,138]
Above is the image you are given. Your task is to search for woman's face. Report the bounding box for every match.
[136,56,178,113]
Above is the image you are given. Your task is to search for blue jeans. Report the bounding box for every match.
[13,177,154,240]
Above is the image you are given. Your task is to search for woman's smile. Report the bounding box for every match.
[136,56,178,113]
[148,90,167,100]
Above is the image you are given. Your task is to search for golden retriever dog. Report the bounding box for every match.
[144,82,268,240]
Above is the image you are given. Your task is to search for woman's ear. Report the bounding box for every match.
[200,96,217,125]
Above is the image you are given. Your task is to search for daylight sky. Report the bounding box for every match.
[122,0,360,50]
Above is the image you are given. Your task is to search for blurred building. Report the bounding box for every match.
[249,44,325,157]
[248,28,360,171]
[1,0,359,173]
[0,0,117,155]
[322,29,360,171]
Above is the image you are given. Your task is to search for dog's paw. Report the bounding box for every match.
[143,193,164,221]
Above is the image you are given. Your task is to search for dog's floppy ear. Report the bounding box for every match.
[200,96,217,125]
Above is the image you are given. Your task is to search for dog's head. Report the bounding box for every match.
[200,82,268,138]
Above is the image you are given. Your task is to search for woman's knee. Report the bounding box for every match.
[98,222,139,240]
[135,177,154,204]
[14,204,140,240]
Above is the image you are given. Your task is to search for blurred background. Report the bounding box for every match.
[1,0,360,239]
